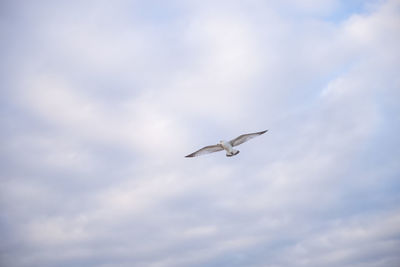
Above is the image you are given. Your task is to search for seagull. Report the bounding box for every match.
[185,130,268,158]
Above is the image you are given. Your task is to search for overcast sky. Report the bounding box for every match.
[1,0,400,266]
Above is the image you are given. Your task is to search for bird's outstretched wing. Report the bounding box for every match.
[229,130,268,147]
[185,144,224,158]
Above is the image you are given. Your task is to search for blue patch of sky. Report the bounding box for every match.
[328,0,375,22]
[275,0,378,23]
[127,1,186,24]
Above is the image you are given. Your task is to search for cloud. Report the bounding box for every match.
[1,0,400,266]
[282,210,400,267]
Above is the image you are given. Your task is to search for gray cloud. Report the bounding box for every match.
[1,0,400,266]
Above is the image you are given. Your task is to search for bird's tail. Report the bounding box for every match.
[226,150,240,157]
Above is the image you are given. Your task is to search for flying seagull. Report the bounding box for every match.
[185,130,268,158]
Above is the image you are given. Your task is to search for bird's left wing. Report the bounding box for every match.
[229,130,268,147]
[185,144,224,158]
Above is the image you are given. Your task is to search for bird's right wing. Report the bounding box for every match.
[229,130,268,147]
[185,144,224,158]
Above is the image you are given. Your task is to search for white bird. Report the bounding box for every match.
[185,130,268,158]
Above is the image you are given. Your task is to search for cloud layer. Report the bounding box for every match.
[1,0,400,266]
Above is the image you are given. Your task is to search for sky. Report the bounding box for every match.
[1,0,400,266]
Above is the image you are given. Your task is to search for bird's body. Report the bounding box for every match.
[185,130,267,158]
[219,140,239,157]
